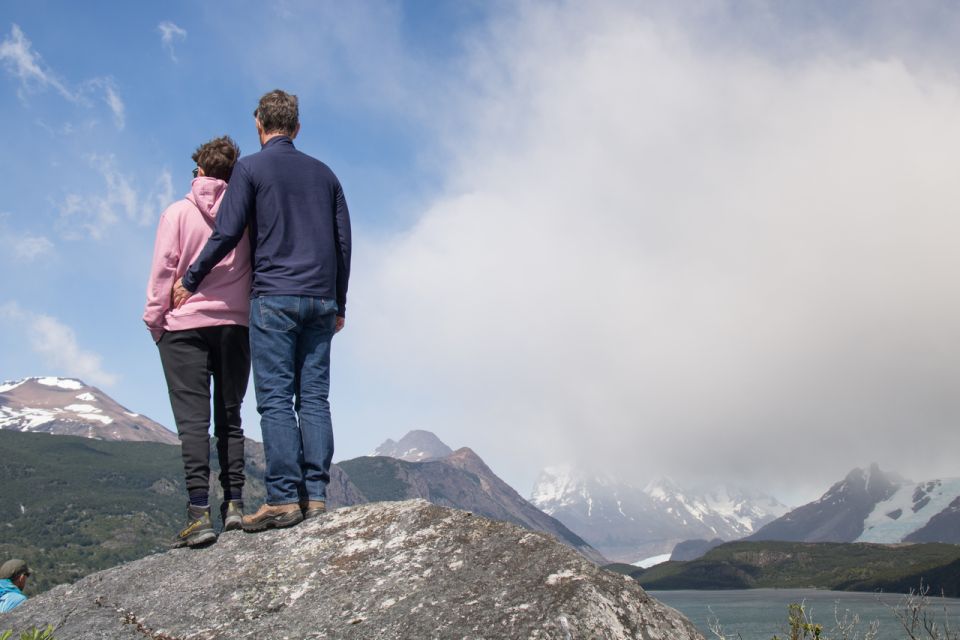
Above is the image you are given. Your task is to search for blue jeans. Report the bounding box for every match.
[249,295,338,505]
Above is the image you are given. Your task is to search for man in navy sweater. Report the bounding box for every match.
[174,89,352,531]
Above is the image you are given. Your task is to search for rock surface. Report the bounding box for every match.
[2,500,705,639]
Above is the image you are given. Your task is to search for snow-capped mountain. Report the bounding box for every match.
[0,377,179,445]
[371,429,453,461]
[750,464,960,544]
[530,466,788,563]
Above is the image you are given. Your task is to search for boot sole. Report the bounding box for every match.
[222,517,243,532]
[173,529,217,548]
[303,508,326,520]
[242,510,303,532]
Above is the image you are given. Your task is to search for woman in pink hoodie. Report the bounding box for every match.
[143,136,251,548]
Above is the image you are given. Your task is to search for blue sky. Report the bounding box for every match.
[4,1,960,504]
[0,2,477,455]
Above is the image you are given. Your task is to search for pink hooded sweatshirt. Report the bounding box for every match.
[143,177,251,342]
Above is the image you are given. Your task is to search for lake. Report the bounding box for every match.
[649,589,960,640]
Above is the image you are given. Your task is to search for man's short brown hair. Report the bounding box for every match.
[192,136,241,182]
[254,89,299,136]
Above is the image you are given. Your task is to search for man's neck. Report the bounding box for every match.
[259,131,288,147]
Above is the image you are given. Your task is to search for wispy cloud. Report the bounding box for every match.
[0,23,74,100]
[0,24,125,130]
[57,156,173,239]
[158,21,187,62]
[0,217,54,261]
[0,302,118,387]
[90,78,127,131]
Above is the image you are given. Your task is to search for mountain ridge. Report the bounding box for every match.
[530,466,788,562]
[749,464,960,544]
[0,376,178,445]
[352,434,608,564]
[625,539,960,596]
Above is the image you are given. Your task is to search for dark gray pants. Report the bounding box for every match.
[157,325,250,498]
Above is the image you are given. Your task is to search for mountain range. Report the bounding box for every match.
[529,466,789,563]
[0,377,605,592]
[349,442,606,564]
[748,463,960,544]
[6,374,959,591]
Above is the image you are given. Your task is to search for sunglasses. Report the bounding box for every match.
[192,168,199,178]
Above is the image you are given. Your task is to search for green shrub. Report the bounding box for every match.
[0,626,56,640]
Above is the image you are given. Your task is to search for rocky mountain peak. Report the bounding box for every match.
[0,376,178,445]
[827,464,902,504]
[371,429,454,461]
[444,446,489,469]
[748,465,960,544]
[3,500,704,639]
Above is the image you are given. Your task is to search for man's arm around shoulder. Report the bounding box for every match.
[174,163,255,307]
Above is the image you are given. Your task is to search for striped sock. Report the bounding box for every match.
[188,491,209,509]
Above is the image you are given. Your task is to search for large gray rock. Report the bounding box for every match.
[2,500,705,639]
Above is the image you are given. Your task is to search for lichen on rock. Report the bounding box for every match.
[2,500,705,639]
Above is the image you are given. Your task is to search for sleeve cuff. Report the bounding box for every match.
[181,270,199,292]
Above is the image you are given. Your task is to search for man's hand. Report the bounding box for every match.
[335,316,345,333]
[172,278,193,308]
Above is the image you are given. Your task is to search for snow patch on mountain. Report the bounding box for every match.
[634,554,672,569]
[67,409,113,425]
[0,406,56,430]
[530,466,789,562]
[371,430,455,462]
[529,465,583,515]
[0,377,178,444]
[857,478,960,543]
[65,404,99,413]
[0,380,28,394]
[36,377,83,390]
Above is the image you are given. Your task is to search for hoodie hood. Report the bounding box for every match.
[185,176,228,221]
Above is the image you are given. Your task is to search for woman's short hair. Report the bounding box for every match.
[192,136,241,182]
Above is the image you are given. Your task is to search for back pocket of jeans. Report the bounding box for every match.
[257,297,298,331]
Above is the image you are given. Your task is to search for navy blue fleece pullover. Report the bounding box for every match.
[182,136,352,316]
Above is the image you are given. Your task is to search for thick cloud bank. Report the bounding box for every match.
[350,3,960,501]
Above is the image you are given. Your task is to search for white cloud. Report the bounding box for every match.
[88,78,127,131]
[0,302,118,387]
[0,215,54,261]
[351,3,960,498]
[0,23,74,100]
[0,24,125,130]
[158,21,187,62]
[0,228,53,261]
[57,156,172,239]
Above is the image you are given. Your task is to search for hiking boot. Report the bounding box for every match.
[301,500,327,520]
[220,500,244,532]
[174,505,217,548]
[241,503,303,532]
